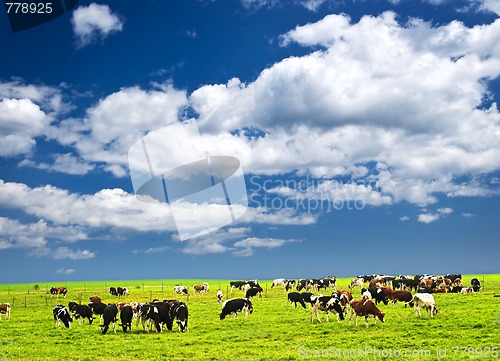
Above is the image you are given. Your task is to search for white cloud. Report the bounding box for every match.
[71,3,124,48]
[40,247,95,260]
[399,216,410,221]
[417,212,440,223]
[19,153,95,175]
[56,268,75,275]
[233,237,301,256]
[480,0,500,15]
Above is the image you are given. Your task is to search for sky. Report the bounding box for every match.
[1,0,499,284]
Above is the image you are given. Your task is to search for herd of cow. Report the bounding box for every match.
[0,274,482,333]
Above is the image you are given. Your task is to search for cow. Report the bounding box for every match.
[300,292,319,307]
[310,296,345,323]
[119,305,133,332]
[170,301,188,332]
[450,286,463,293]
[174,286,189,296]
[284,279,296,291]
[388,290,412,307]
[89,296,101,303]
[101,303,118,334]
[68,302,93,325]
[297,279,315,292]
[220,298,253,320]
[349,299,385,327]
[150,301,174,332]
[53,304,72,328]
[271,278,286,288]
[317,278,336,291]
[445,274,462,283]
[471,278,481,292]
[461,287,475,294]
[245,286,263,299]
[117,287,129,296]
[217,290,224,304]
[453,278,463,287]
[333,290,352,312]
[229,281,246,292]
[50,287,68,298]
[410,293,439,317]
[88,302,107,324]
[137,303,159,332]
[193,283,209,294]
[361,288,389,305]
[109,287,118,296]
[369,277,386,288]
[287,292,306,309]
[0,303,11,320]
[349,277,365,290]
[400,279,419,292]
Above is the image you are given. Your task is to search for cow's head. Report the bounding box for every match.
[432,307,440,316]
[378,312,385,323]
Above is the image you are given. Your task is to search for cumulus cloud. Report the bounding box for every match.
[417,207,454,223]
[233,237,301,256]
[56,268,76,275]
[71,3,124,48]
[19,153,95,175]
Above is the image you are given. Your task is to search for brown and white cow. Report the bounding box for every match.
[193,282,209,294]
[388,290,413,307]
[89,296,101,303]
[349,299,385,327]
[50,287,68,298]
[0,303,11,320]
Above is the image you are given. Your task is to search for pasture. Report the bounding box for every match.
[0,275,499,360]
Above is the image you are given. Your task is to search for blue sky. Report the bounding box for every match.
[1,0,499,283]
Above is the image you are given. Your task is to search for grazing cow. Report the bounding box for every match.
[101,303,118,334]
[410,293,439,317]
[0,303,11,320]
[89,296,101,303]
[109,287,118,296]
[471,278,481,292]
[50,287,68,298]
[170,302,188,332]
[310,296,345,323]
[388,290,413,307]
[137,303,159,332]
[229,281,246,292]
[245,286,263,299]
[217,290,224,304]
[53,304,72,328]
[151,301,174,332]
[88,302,107,324]
[119,305,133,332]
[369,277,386,288]
[362,288,372,300]
[68,302,93,325]
[174,286,189,296]
[349,299,385,327]
[271,278,286,288]
[287,292,306,309]
[220,298,253,320]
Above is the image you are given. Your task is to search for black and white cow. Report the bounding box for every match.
[117,287,129,296]
[297,279,315,292]
[361,288,389,305]
[151,301,174,332]
[245,286,263,299]
[109,287,118,296]
[471,278,481,292]
[287,292,306,309]
[119,305,133,332]
[101,303,118,334]
[170,301,188,332]
[137,303,159,332]
[174,286,189,296]
[220,298,253,320]
[88,301,107,324]
[310,296,345,323]
[53,304,72,328]
[68,302,93,325]
[229,281,246,292]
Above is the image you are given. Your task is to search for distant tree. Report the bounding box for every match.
[33,284,40,291]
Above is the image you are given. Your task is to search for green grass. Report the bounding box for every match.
[0,275,499,360]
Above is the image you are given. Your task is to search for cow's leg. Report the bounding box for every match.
[348,309,353,325]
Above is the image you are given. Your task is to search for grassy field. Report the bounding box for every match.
[0,275,499,360]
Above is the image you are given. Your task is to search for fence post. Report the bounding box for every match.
[27,285,30,294]
[24,295,27,308]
